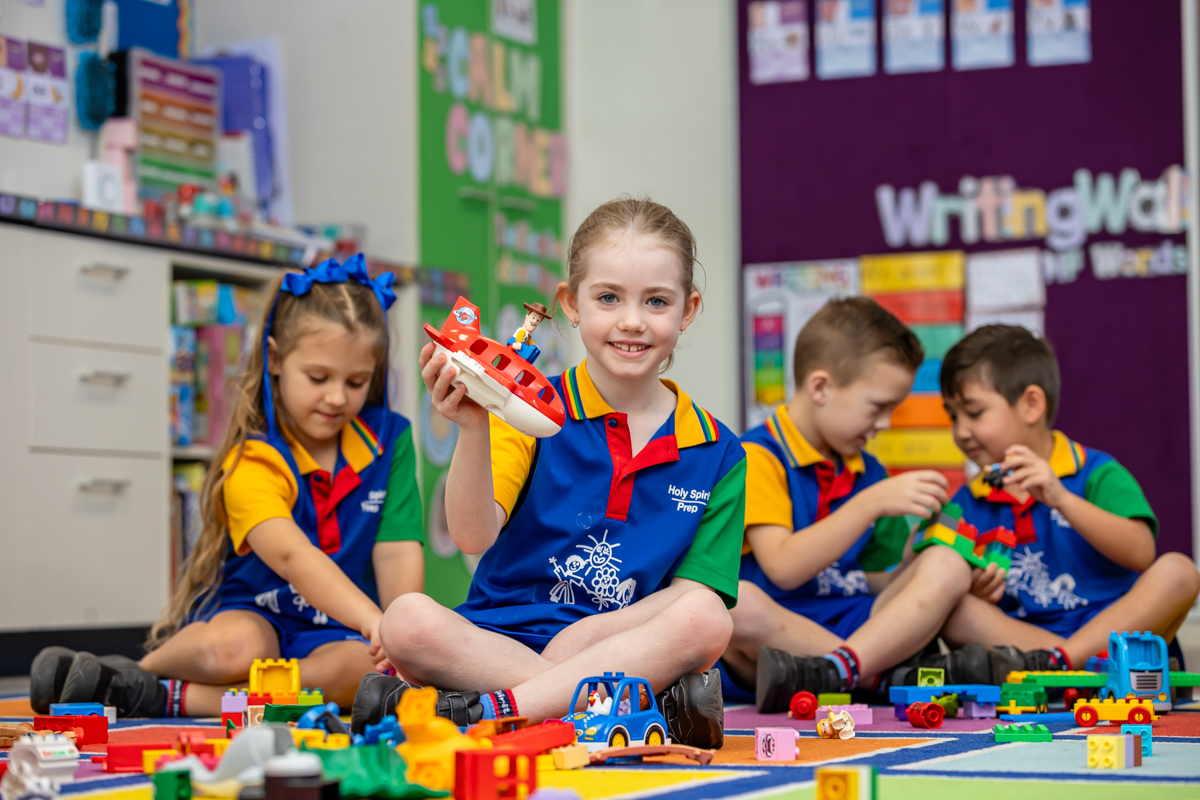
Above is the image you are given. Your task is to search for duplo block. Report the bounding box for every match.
[221,691,248,714]
[1087,734,1142,769]
[817,692,851,707]
[153,769,192,800]
[49,702,105,717]
[815,765,877,800]
[816,704,873,725]
[993,723,1052,742]
[963,701,997,719]
[917,668,944,687]
[1121,724,1153,757]
[754,727,800,761]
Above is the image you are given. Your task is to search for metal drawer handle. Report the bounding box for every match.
[79,478,130,495]
[80,370,132,387]
[80,264,130,280]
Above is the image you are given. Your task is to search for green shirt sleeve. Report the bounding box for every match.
[1084,459,1158,537]
[860,515,913,572]
[674,456,747,609]
[375,427,425,543]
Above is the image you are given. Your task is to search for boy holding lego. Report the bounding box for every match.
[938,325,1200,673]
[724,298,1000,713]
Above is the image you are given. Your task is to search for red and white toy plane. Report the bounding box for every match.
[424,296,566,437]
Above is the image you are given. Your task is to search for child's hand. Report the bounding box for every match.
[865,470,950,519]
[1001,445,1067,507]
[419,342,489,429]
[970,563,1007,603]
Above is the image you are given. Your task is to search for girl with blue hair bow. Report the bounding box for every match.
[30,256,427,719]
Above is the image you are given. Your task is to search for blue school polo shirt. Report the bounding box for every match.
[739,406,898,611]
[456,359,747,651]
[202,405,422,630]
[951,431,1157,622]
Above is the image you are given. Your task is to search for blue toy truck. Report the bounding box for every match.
[1087,631,1172,711]
[562,672,669,752]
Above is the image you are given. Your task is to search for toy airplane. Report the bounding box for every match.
[424,296,566,438]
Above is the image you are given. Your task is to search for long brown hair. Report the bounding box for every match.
[555,196,702,372]
[147,275,389,650]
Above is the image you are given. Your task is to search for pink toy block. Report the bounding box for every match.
[816,704,873,726]
[963,702,997,719]
[221,691,248,714]
[755,727,800,761]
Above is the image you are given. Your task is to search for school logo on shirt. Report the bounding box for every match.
[1007,547,1088,610]
[548,529,637,610]
[815,563,869,597]
[361,489,386,514]
[667,484,710,513]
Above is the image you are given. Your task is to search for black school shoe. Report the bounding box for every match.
[30,646,78,714]
[350,672,484,734]
[988,644,1066,681]
[890,643,1065,686]
[755,646,844,713]
[59,652,166,717]
[656,668,724,749]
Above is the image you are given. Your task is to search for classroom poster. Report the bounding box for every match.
[743,260,860,428]
[815,0,876,80]
[1027,0,1091,67]
[748,0,809,85]
[0,38,28,139]
[884,0,944,75]
[418,0,565,605]
[951,0,1014,71]
[0,39,70,144]
[964,248,1046,334]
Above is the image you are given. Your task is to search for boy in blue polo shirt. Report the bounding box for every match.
[937,325,1200,672]
[725,298,992,713]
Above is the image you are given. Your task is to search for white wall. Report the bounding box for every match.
[0,0,95,201]
[562,0,741,428]
[195,0,418,263]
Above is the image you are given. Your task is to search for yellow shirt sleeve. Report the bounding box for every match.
[221,440,298,555]
[743,442,794,530]
[490,414,536,521]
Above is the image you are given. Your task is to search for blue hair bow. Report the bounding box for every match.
[262,253,396,439]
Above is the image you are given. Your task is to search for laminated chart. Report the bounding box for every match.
[863,251,966,495]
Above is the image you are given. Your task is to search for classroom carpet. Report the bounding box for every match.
[4,693,1200,800]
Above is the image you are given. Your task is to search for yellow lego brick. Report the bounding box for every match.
[861,251,965,294]
[815,765,877,800]
[927,523,958,545]
[206,739,230,757]
[1087,735,1128,769]
[866,429,965,468]
[248,658,301,695]
[551,743,589,770]
[1005,670,1103,683]
[142,749,176,774]
[1073,697,1158,723]
[292,729,326,748]
[535,753,555,771]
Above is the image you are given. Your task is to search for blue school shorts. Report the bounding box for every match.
[194,604,369,660]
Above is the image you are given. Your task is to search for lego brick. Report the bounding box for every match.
[454,748,538,800]
[889,684,1000,705]
[1121,724,1153,756]
[49,702,105,717]
[815,765,877,800]
[933,693,959,718]
[1087,733,1140,769]
[1170,670,1200,687]
[272,692,298,706]
[489,720,576,753]
[916,668,945,687]
[535,753,555,771]
[291,729,327,748]
[243,705,266,727]
[142,749,177,774]
[207,739,230,757]
[298,689,324,706]
[105,706,117,724]
[551,743,589,770]
[998,711,1076,724]
[754,727,800,761]
[866,428,964,468]
[1072,697,1158,727]
[246,692,273,706]
[264,704,313,724]
[963,702,997,719]
[9,734,80,784]
[221,691,248,714]
[34,714,108,745]
[1006,670,1106,688]
[221,712,243,732]
[248,657,301,696]
[862,251,965,294]
[993,723,1052,742]
[816,692,851,707]
[94,742,174,773]
[153,769,192,800]
[816,704,873,726]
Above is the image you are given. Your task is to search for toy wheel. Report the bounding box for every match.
[1128,706,1151,724]
[1074,705,1098,727]
[644,724,665,747]
[923,704,945,728]
[608,727,629,749]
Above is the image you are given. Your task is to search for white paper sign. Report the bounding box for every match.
[884,0,945,74]
[749,0,810,85]
[966,248,1045,312]
[816,0,877,79]
[952,0,1014,71]
[1028,0,1090,67]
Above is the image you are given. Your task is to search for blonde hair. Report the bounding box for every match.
[555,196,702,372]
[147,275,389,650]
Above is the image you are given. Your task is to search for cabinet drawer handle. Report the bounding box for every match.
[80,264,130,280]
[80,370,132,386]
[79,478,130,494]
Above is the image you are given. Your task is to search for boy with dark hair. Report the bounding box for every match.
[725,297,993,713]
[939,325,1200,672]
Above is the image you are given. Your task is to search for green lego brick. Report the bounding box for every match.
[1170,671,1200,687]
[1019,672,1107,688]
[994,723,1052,742]
[298,689,325,706]
[153,769,192,800]
[934,693,959,718]
[817,692,851,707]
[1001,684,1048,702]
[263,703,311,723]
[917,668,945,687]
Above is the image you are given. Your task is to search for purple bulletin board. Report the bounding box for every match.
[738,1,1193,557]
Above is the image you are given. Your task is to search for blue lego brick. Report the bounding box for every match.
[888,684,1000,705]
[998,712,1076,724]
[49,702,105,716]
[1121,724,1153,756]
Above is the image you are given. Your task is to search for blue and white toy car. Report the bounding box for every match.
[562,672,669,751]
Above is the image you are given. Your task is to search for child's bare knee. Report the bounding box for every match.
[380,592,443,661]
[915,545,972,595]
[201,629,260,682]
[670,589,732,658]
[729,585,774,644]
[1152,552,1200,601]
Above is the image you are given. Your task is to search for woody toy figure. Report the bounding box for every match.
[507,302,550,365]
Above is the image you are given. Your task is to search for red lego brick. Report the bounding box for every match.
[246,692,272,706]
[222,712,244,733]
[487,720,575,753]
[176,731,213,755]
[34,714,108,745]
[455,748,537,800]
[93,742,175,773]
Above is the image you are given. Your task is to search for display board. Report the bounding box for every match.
[739,1,1192,556]
[418,0,565,605]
